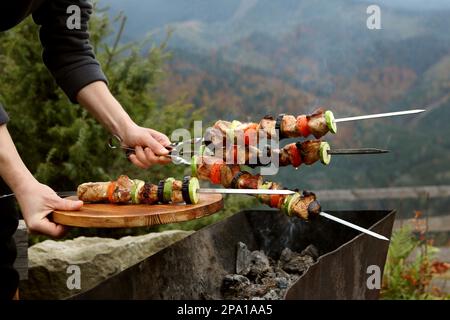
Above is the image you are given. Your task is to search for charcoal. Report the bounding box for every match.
[275,277,289,289]
[281,255,315,274]
[279,247,315,274]
[248,250,270,277]
[279,248,294,263]
[262,289,281,300]
[236,242,251,275]
[222,274,250,288]
[259,273,277,288]
[222,274,251,299]
[222,242,319,300]
[300,244,319,260]
[242,283,271,298]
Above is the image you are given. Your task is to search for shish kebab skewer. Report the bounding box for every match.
[189,158,388,241]
[109,136,387,168]
[189,140,388,168]
[207,108,425,145]
[76,175,294,205]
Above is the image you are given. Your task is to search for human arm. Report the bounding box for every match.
[33,0,171,168]
[76,81,172,168]
[0,124,82,237]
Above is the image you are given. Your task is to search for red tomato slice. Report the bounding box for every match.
[270,194,282,208]
[210,163,222,184]
[107,181,116,203]
[297,115,310,137]
[289,144,302,168]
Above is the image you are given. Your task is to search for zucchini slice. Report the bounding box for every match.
[325,110,337,134]
[282,194,293,216]
[188,177,200,204]
[163,177,175,203]
[319,141,331,165]
[182,176,200,204]
[131,179,145,204]
[191,156,198,177]
[282,193,301,216]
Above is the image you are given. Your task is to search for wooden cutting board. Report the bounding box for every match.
[52,193,224,228]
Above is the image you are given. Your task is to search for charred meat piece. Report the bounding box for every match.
[280,115,298,138]
[298,140,321,165]
[287,191,320,220]
[235,172,263,190]
[77,181,110,203]
[307,108,329,138]
[110,175,133,203]
[139,183,159,204]
[171,190,184,203]
[259,116,277,139]
[220,165,235,188]
[196,156,223,181]
[172,180,183,191]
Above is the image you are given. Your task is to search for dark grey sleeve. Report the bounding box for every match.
[0,104,9,125]
[32,0,107,103]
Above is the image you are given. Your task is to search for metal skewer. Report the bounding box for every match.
[1,189,294,201]
[197,188,295,195]
[319,211,389,241]
[334,109,425,123]
[0,191,77,200]
[328,148,389,155]
[175,147,389,157]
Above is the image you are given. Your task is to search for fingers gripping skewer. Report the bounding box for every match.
[107,134,191,165]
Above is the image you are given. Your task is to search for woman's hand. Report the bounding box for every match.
[121,123,173,168]
[76,81,173,169]
[15,181,83,238]
[0,125,82,238]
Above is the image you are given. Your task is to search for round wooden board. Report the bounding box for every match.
[52,193,223,228]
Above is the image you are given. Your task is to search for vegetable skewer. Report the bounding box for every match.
[207,108,425,145]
